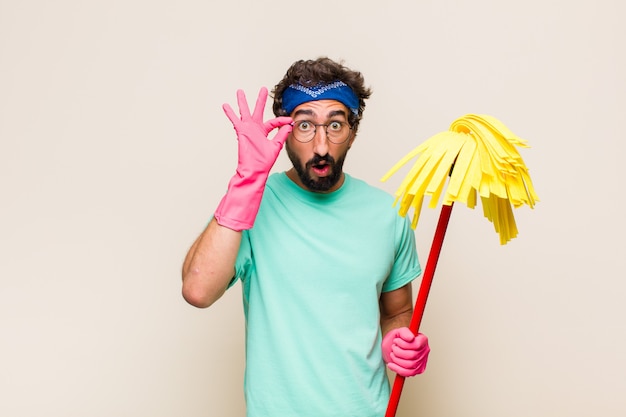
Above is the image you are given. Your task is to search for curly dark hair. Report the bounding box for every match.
[272,57,372,132]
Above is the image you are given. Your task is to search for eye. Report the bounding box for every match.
[296,121,313,132]
[328,121,343,132]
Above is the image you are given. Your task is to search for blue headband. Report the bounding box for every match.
[281,81,359,115]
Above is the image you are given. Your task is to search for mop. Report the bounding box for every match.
[380,114,539,416]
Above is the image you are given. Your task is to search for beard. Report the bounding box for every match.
[286,143,348,192]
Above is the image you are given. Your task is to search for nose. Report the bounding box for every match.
[312,126,329,155]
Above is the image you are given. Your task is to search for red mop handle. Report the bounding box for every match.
[385,203,454,417]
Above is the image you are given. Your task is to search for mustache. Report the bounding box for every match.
[307,154,335,168]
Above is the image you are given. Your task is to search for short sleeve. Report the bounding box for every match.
[230,229,252,288]
[382,214,422,292]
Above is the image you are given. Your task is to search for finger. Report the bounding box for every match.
[387,362,419,378]
[390,351,428,376]
[391,344,420,360]
[264,116,293,133]
[394,335,427,351]
[236,89,252,120]
[222,103,240,125]
[251,87,269,122]
[394,331,428,355]
[396,327,416,342]
[390,352,419,370]
[270,122,293,147]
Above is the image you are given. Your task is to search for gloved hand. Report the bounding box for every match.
[382,327,430,377]
[214,87,293,231]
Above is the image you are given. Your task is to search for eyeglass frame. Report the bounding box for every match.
[289,120,353,145]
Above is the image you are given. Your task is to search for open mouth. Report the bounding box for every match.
[311,162,331,176]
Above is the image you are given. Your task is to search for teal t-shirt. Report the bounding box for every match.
[233,172,422,417]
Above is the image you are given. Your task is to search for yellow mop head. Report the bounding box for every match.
[381,114,539,244]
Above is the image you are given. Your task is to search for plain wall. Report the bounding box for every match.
[1,0,624,416]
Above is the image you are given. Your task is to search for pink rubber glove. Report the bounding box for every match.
[382,327,430,377]
[214,87,293,231]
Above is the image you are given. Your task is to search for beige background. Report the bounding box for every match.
[1,0,625,416]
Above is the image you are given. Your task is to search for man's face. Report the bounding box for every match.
[285,100,355,193]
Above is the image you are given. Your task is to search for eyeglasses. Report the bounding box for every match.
[290,120,352,144]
